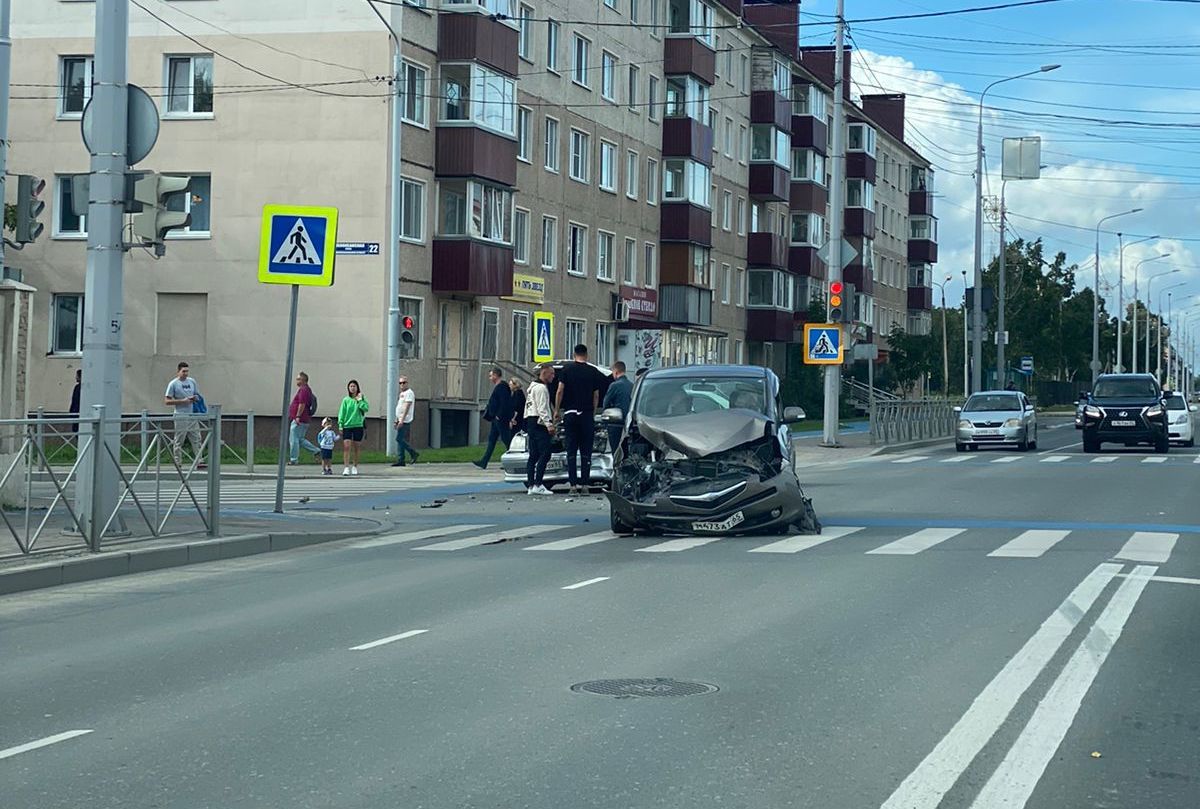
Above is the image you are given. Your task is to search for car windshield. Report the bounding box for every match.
[1167,395,1186,411]
[1093,378,1158,398]
[964,394,1020,412]
[635,377,768,417]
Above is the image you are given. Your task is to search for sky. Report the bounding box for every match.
[798,0,1200,326]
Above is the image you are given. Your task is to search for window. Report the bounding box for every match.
[734,339,743,363]
[848,122,877,156]
[863,238,876,282]
[724,117,733,156]
[792,83,827,119]
[667,0,715,46]
[751,125,789,166]
[401,60,428,125]
[738,124,747,164]
[910,216,937,241]
[662,158,711,207]
[721,190,732,230]
[512,310,531,363]
[648,75,660,120]
[724,47,733,84]
[595,322,615,366]
[736,197,746,235]
[569,129,590,182]
[721,263,731,304]
[644,242,657,288]
[650,0,662,36]
[646,158,659,205]
[716,336,728,363]
[735,267,745,306]
[690,246,711,287]
[399,297,422,359]
[55,177,86,236]
[605,0,617,8]
[480,308,499,361]
[572,35,591,87]
[628,64,640,111]
[597,231,615,281]
[51,294,84,354]
[546,19,560,72]
[566,318,586,353]
[438,180,513,243]
[747,269,794,310]
[400,177,425,242]
[624,237,637,285]
[601,51,617,100]
[568,222,588,275]
[513,208,529,263]
[789,212,824,246]
[599,140,617,191]
[791,148,826,184]
[164,174,211,235]
[750,201,763,233]
[518,4,533,60]
[911,166,933,192]
[541,215,558,270]
[626,150,639,199]
[847,178,874,209]
[772,58,790,95]
[664,74,709,122]
[59,56,93,117]
[631,0,640,21]
[515,106,532,162]
[165,55,213,116]
[544,117,560,172]
[440,63,516,136]
[739,54,748,93]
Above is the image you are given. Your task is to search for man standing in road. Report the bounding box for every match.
[601,361,632,451]
[554,344,606,494]
[524,364,556,495]
[474,368,513,470]
[392,376,419,467]
[287,371,320,465]
[164,361,204,469]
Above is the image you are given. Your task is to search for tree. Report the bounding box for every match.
[886,323,937,394]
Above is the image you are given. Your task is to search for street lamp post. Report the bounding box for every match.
[932,274,953,395]
[1145,268,1180,376]
[961,269,969,395]
[1131,254,1171,374]
[1159,283,1186,383]
[1116,234,1159,372]
[1092,209,1142,385]
[972,63,1060,393]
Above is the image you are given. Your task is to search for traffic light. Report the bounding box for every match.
[14,175,46,244]
[131,173,192,243]
[828,280,845,323]
[400,314,417,347]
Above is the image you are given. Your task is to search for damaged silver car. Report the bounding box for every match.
[604,365,821,536]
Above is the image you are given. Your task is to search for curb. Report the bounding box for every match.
[871,436,956,455]
[0,528,377,596]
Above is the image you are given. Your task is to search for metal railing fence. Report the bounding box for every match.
[870,399,957,445]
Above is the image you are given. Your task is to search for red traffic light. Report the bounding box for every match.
[401,315,415,329]
[829,281,844,296]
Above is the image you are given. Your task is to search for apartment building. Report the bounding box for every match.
[9,0,936,447]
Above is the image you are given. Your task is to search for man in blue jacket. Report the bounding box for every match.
[602,361,633,451]
[474,368,513,469]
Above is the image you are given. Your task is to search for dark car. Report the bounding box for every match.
[604,365,820,536]
[1080,373,1170,453]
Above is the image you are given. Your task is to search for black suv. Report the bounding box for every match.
[1080,373,1169,453]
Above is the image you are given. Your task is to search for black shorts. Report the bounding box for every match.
[320,448,333,460]
[342,427,365,442]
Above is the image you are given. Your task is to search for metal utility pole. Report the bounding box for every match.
[1121,239,1160,374]
[0,0,11,281]
[1092,209,1141,386]
[76,0,129,539]
[1115,233,1123,372]
[1145,267,1178,376]
[961,270,968,395]
[996,184,1007,383]
[821,0,846,447]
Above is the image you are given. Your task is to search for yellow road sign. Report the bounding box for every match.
[258,204,339,286]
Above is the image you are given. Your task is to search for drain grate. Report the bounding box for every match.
[570,678,719,699]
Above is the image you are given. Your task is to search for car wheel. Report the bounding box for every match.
[968,443,978,451]
[1029,431,1038,451]
[609,508,635,534]
[1017,436,1029,452]
[1186,438,1195,448]
[955,442,966,453]
[1083,436,1100,453]
[1155,437,1170,454]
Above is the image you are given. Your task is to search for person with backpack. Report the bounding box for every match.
[287,371,320,465]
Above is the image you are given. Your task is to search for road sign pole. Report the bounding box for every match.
[822,0,846,448]
[76,0,129,539]
[274,284,301,514]
[0,0,12,281]
[384,12,405,459]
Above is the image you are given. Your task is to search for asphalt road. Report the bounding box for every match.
[3,416,1197,808]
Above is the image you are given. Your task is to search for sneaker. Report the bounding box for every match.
[532,485,552,495]
[410,451,420,463]
[323,468,332,476]
[350,466,359,476]
[390,461,404,467]
[342,467,350,476]
[525,485,536,495]
[472,460,486,470]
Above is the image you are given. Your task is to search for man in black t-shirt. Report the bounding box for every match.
[554,344,606,493]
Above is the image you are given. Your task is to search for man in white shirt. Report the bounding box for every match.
[523,364,557,494]
[163,361,204,468]
[392,376,419,467]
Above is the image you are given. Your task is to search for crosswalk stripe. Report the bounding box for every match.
[1091,456,1117,463]
[988,529,1072,559]
[866,527,966,556]
[1040,455,1069,463]
[892,456,928,464]
[526,531,622,551]
[1142,457,1167,464]
[350,524,494,549]
[748,526,864,554]
[636,535,726,553]
[415,523,564,551]
[941,457,972,463]
[1195,456,1200,464]
[991,457,1020,463]
[1114,531,1178,564]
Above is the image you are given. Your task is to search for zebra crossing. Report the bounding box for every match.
[885,452,1200,467]
[348,521,1185,565]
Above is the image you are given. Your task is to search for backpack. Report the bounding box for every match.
[307,391,318,417]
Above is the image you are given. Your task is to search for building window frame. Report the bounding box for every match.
[49,293,85,355]
[646,157,659,205]
[644,241,657,288]
[163,173,212,238]
[568,221,589,276]
[599,139,617,192]
[401,59,430,127]
[546,19,560,73]
[518,4,534,61]
[53,176,87,238]
[541,214,558,270]
[516,105,532,162]
[58,55,93,119]
[572,34,592,88]
[544,116,560,173]
[164,54,214,118]
[601,50,617,101]
[513,206,530,264]
[597,229,616,282]
[623,236,637,285]
[569,128,591,183]
[511,309,531,363]
[400,176,426,243]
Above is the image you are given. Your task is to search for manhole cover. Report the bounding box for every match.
[570,678,719,699]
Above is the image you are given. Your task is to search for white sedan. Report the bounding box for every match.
[1166,393,1197,447]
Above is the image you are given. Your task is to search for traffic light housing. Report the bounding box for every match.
[14,175,46,244]
[131,173,192,243]
[400,314,417,347]
[828,280,845,323]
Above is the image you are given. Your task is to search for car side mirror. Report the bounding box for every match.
[782,406,806,424]
[599,407,625,425]
[1079,391,1089,400]
[952,406,962,414]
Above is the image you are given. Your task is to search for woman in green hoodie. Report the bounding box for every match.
[337,379,369,476]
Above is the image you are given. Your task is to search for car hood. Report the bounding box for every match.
[1090,397,1160,408]
[635,409,771,458]
[961,409,1023,422]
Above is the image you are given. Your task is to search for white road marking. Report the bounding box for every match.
[866,527,965,556]
[1039,455,1069,463]
[1090,456,1117,463]
[988,529,1072,559]
[350,524,494,549]
[991,456,1020,464]
[562,577,610,590]
[1114,531,1179,564]
[1119,572,1200,586]
[748,526,864,554]
[349,628,428,651]
[415,524,563,550]
[0,729,94,760]
[941,456,972,463]
[969,566,1154,809]
[1037,442,1080,455]
[892,456,928,464]
[1142,456,1167,464]
[526,531,621,551]
[1194,455,1200,464]
[636,535,726,553]
[880,563,1119,809]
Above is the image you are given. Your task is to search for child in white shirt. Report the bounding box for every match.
[317,418,339,476]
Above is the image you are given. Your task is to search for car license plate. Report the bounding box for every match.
[545,460,564,471]
[692,511,745,533]
[1111,420,1136,427]
[975,429,1000,436]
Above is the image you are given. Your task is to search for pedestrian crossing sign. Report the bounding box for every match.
[258,204,339,286]
[804,323,844,365]
[533,311,554,363]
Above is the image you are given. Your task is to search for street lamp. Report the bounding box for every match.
[1116,234,1159,372]
[972,63,1061,393]
[1159,283,1186,383]
[1131,253,1170,373]
[961,269,969,395]
[932,273,953,395]
[1093,208,1143,385]
[1145,267,1180,375]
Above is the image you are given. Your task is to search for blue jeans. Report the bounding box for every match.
[395,422,417,464]
[289,420,318,462]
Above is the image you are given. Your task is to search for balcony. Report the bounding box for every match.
[750,91,791,130]
[436,127,518,187]
[715,0,742,14]
[843,264,873,295]
[438,13,518,77]
[790,181,827,213]
[908,238,939,264]
[846,151,877,183]
[789,246,826,279]
[432,239,513,297]
[907,286,933,310]
[662,117,714,164]
[743,1,799,59]
[844,207,876,239]
[660,203,713,245]
[746,308,793,343]
[909,190,934,216]
[659,284,713,327]
[749,163,789,202]
[664,36,716,85]
[791,115,829,155]
[747,232,788,268]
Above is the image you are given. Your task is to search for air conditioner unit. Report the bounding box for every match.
[614,300,631,322]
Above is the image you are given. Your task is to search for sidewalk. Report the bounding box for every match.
[224,461,496,480]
